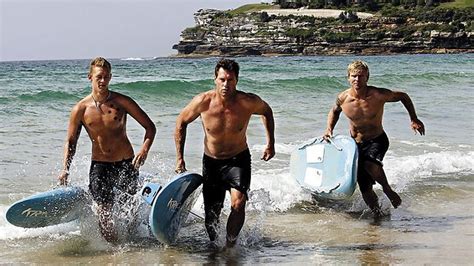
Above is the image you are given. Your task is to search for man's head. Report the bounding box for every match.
[89,57,112,76]
[88,57,112,92]
[214,59,239,98]
[347,60,369,80]
[215,58,239,80]
[347,60,369,91]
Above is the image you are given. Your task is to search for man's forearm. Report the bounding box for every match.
[62,142,76,172]
[174,124,187,161]
[401,94,418,121]
[262,111,275,147]
[326,108,341,133]
[141,126,156,153]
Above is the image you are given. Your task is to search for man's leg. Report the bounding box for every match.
[226,188,247,248]
[205,202,223,242]
[363,161,401,208]
[97,203,118,243]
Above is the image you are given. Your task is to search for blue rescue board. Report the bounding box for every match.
[290,135,358,200]
[140,172,202,244]
[6,186,87,228]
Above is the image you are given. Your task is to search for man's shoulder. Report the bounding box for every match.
[75,95,91,108]
[188,90,213,109]
[195,90,214,101]
[368,86,391,96]
[368,85,389,91]
[337,89,351,100]
[237,90,261,101]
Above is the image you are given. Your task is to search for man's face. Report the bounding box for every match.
[89,66,111,92]
[215,68,238,98]
[348,69,368,91]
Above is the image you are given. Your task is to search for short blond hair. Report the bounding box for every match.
[347,60,369,80]
[89,57,111,75]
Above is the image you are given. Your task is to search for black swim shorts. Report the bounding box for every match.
[89,158,139,205]
[356,132,390,189]
[202,149,251,211]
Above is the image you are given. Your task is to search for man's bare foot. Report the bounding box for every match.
[372,206,384,219]
[385,189,401,208]
[226,236,237,248]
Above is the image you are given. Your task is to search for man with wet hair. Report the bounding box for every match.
[58,57,156,242]
[175,58,275,247]
[324,60,425,217]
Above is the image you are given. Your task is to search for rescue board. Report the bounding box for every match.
[140,172,202,244]
[6,186,88,228]
[290,135,358,200]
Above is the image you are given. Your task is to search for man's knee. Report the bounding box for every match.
[363,160,384,176]
[230,190,247,212]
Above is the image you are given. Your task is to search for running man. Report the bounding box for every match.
[58,57,156,242]
[324,60,425,216]
[175,58,275,247]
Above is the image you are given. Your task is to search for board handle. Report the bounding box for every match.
[298,137,321,150]
[299,137,343,151]
[326,137,343,151]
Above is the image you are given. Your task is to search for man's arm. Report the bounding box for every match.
[58,104,83,185]
[174,94,204,173]
[252,95,275,161]
[121,95,157,169]
[324,94,343,139]
[387,90,425,135]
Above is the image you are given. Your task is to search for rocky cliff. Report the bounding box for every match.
[172,8,474,56]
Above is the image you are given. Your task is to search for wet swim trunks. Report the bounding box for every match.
[202,149,251,211]
[357,132,389,166]
[356,132,389,189]
[89,158,139,205]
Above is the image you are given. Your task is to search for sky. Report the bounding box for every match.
[0,0,271,61]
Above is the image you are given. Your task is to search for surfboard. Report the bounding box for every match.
[140,172,203,244]
[6,186,88,228]
[290,135,358,200]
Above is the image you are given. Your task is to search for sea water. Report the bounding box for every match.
[0,54,473,264]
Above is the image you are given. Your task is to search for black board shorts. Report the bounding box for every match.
[202,149,251,210]
[356,132,389,189]
[89,158,139,205]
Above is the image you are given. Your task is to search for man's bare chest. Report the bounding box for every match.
[342,98,382,121]
[83,102,126,130]
[201,107,250,134]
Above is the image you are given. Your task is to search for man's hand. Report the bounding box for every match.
[58,170,69,186]
[175,159,187,174]
[133,150,148,169]
[411,118,425,135]
[323,128,333,140]
[261,145,275,161]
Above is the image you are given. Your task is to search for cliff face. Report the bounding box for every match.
[172,8,474,56]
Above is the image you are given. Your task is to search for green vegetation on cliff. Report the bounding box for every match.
[173,3,473,56]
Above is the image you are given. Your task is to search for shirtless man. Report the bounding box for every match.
[175,58,275,247]
[324,60,425,216]
[58,57,156,242]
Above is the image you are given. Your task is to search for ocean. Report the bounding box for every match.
[0,54,473,264]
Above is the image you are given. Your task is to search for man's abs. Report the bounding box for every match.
[204,140,248,159]
[90,135,134,162]
[350,123,384,143]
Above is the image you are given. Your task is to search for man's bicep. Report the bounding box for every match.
[251,95,271,115]
[386,90,407,102]
[67,106,83,140]
[178,100,201,124]
[332,95,344,113]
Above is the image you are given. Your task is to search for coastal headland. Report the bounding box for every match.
[172,3,474,57]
